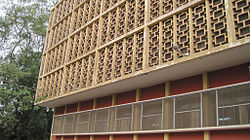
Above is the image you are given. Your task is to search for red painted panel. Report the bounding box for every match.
[211,129,250,140]
[55,106,65,115]
[66,103,78,113]
[209,63,250,88]
[171,75,203,95]
[140,84,165,101]
[170,132,203,140]
[114,135,133,140]
[96,96,112,108]
[51,136,61,140]
[94,135,109,140]
[78,135,90,140]
[64,136,74,140]
[116,90,136,105]
[138,134,164,140]
[80,100,93,111]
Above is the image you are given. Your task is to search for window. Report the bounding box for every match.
[51,82,250,135]
[63,115,75,133]
[141,100,163,130]
[115,104,133,131]
[75,112,90,133]
[52,116,63,134]
[175,94,201,128]
[218,84,250,126]
[94,108,110,132]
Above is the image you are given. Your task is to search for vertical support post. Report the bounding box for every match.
[134,88,141,140]
[204,131,210,140]
[202,72,210,140]
[165,81,170,97]
[50,110,55,140]
[61,106,67,140]
[109,94,115,140]
[164,133,169,140]
[164,81,170,136]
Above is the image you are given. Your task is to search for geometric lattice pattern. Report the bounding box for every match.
[176,10,190,58]
[209,0,228,47]
[192,2,208,52]
[232,0,250,40]
[150,0,160,20]
[36,0,250,102]
[162,17,174,63]
[149,24,160,67]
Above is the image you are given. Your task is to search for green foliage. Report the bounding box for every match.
[0,0,58,140]
[0,49,54,140]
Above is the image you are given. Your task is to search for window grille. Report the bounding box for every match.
[52,116,63,134]
[115,104,133,131]
[175,94,201,128]
[52,82,250,135]
[218,84,250,126]
[63,115,75,133]
[75,112,90,133]
[94,108,110,132]
[141,100,163,130]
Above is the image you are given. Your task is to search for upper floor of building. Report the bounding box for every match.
[35,0,250,107]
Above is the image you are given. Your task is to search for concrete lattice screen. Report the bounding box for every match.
[36,0,250,103]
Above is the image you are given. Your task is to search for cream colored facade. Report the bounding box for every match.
[36,0,250,108]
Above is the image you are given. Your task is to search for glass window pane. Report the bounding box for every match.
[53,116,63,134]
[142,115,162,130]
[76,123,89,133]
[175,111,201,128]
[63,115,75,133]
[218,84,250,107]
[176,94,200,112]
[96,109,109,121]
[219,104,250,126]
[78,112,90,122]
[75,112,90,133]
[143,100,162,115]
[95,121,108,132]
[115,119,132,131]
[116,105,132,119]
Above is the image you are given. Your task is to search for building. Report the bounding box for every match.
[35,0,250,140]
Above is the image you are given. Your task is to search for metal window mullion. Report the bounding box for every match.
[140,102,143,130]
[94,110,97,132]
[173,97,176,129]
[216,90,219,126]
[219,102,250,109]
[161,99,164,130]
[175,109,201,114]
[87,112,90,132]
[107,108,110,132]
[200,92,203,127]
[131,104,134,131]
[72,114,76,133]
[114,106,117,131]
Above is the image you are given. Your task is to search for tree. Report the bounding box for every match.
[0,0,58,139]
